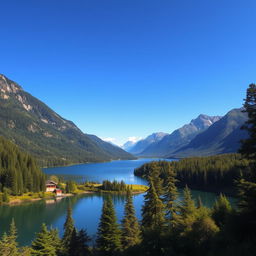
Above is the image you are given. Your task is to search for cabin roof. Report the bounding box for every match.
[46,180,57,185]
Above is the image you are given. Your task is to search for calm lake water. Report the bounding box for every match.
[0,158,235,246]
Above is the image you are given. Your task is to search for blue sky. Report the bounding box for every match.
[0,0,255,145]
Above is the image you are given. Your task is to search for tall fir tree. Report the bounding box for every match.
[96,196,121,255]
[0,232,10,255]
[148,162,164,197]
[239,83,256,160]
[175,186,197,234]
[62,205,75,253]
[179,186,197,218]
[121,189,141,250]
[237,83,256,237]
[141,178,165,232]
[163,165,178,226]
[212,194,232,228]
[31,223,56,256]
[49,228,62,256]
[0,219,18,256]
[69,229,91,256]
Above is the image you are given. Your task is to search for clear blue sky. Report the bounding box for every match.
[0,0,255,145]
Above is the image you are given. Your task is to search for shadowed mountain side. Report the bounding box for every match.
[171,108,248,157]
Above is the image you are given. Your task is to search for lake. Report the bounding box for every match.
[0,158,235,246]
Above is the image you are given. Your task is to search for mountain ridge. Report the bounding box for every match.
[0,74,135,166]
[137,114,222,157]
[127,132,168,155]
[171,108,248,157]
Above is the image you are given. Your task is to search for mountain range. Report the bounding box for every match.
[127,132,168,155]
[125,110,248,158]
[171,108,248,157]
[0,74,135,166]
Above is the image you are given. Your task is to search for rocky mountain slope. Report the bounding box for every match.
[0,74,135,166]
[138,114,222,157]
[171,108,248,157]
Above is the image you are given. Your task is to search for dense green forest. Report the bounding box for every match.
[134,154,250,194]
[101,180,127,192]
[0,136,45,198]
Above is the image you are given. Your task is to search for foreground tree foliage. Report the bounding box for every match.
[96,196,121,255]
[121,190,141,250]
[31,223,57,256]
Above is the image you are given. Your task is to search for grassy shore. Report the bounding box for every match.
[2,184,148,206]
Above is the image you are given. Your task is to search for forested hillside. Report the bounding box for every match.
[0,136,45,196]
[134,154,250,194]
[0,74,135,166]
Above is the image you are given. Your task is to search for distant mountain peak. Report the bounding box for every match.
[126,132,168,155]
[190,114,222,130]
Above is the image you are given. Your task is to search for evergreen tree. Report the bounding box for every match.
[69,229,91,256]
[96,196,121,254]
[212,194,232,227]
[163,166,178,226]
[148,162,164,197]
[0,219,19,256]
[3,188,10,203]
[49,228,62,255]
[237,83,256,238]
[0,232,10,256]
[175,186,198,234]
[31,223,56,256]
[141,178,165,232]
[62,206,75,253]
[180,186,197,218]
[121,190,141,250]
[8,219,18,255]
[239,83,256,160]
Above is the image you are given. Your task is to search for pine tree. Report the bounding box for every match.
[212,194,232,227]
[239,83,256,160]
[148,162,163,197]
[163,166,178,226]
[49,228,62,255]
[0,219,19,256]
[31,223,56,256]
[0,232,10,255]
[3,188,10,203]
[175,186,197,234]
[96,196,121,254]
[237,83,256,237]
[141,178,165,232]
[69,229,91,256]
[8,219,18,255]
[62,206,75,253]
[180,186,197,218]
[121,190,141,250]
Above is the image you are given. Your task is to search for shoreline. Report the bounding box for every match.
[3,187,147,206]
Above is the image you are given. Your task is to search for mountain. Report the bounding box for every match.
[122,140,137,152]
[127,132,168,155]
[171,108,248,157]
[87,134,135,160]
[0,74,135,166]
[138,114,222,157]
